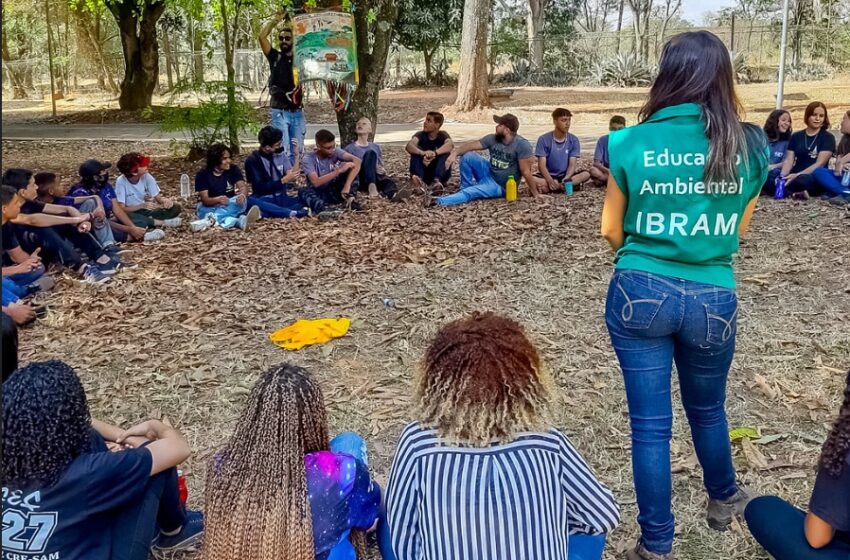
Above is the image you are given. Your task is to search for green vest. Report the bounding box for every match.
[608,103,768,289]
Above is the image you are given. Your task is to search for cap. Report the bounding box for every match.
[493,113,520,134]
[79,160,112,178]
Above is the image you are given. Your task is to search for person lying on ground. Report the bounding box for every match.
[779,102,836,200]
[746,367,850,559]
[571,115,627,189]
[812,108,850,205]
[386,312,620,560]
[115,153,183,231]
[72,159,165,243]
[406,111,454,193]
[761,109,793,195]
[191,143,261,232]
[433,114,538,206]
[2,312,18,381]
[204,363,383,560]
[244,126,312,218]
[532,107,582,194]
[1,360,205,560]
[345,117,413,202]
[303,129,363,211]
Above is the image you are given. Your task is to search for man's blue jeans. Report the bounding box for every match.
[746,496,850,560]
[7,264,45,289]
[271,109,306,167]
[605,269,740,555]
[437,153,504,206]
[247,193,307,219]
[2,277,24,306]
[196,197,247,229]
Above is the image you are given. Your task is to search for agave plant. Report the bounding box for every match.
[590,54,653,87]
[729,51,751,84]
[782,63,833,82]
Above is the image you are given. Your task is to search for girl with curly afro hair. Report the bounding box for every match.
[386,312,620,560]
[203,363,383,560]
[2,360,203,560]
[746,368,850,559]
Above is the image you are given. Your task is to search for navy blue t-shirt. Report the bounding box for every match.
[809,453,850,538]
[2,221,20,252]
[195,166,244,199]
[2,447,152,560]
[787,130,836,173]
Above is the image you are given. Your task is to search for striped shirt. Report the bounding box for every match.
[386,422,620,560]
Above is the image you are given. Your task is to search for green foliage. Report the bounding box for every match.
[590,53,654,87]
[395,0,462,55]
[781,62,833,82]
[491,12,527,64]
[152,79,259,156]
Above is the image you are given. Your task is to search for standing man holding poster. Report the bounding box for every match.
[259,12,305,166]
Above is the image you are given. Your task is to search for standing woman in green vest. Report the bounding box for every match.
[600,31,768,560]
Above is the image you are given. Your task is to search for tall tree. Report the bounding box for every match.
[627,0,653,60]
[395,0,461,82]
[527,0,546,70]
[453,0,491,111]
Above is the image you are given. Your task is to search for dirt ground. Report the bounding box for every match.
[2,136,849,559]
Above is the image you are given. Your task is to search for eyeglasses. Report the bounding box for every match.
[279,35,292,42]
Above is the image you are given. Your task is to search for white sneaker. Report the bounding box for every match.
[246,205,261,225]
[143,229,166,242]
[162,217,182,228]
[237,215,249,230]
[204,213,218,226]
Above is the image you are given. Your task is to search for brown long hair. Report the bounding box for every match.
[204,364,330,560]
[819,369,850,477]
[640,31,766,184]
[416,312,554,446]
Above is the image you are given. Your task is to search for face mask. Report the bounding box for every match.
[97,173,109,185]
[274,146,286,154]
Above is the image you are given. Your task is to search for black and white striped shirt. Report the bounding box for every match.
[386,422,620,560]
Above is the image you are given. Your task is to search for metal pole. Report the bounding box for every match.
[45,0,58,117]
[775,0,790,109]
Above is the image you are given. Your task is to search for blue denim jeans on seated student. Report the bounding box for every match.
[812,167,850,197]
[7,263,46,289]
[247,193,307,219]
[437,153,504,206]
[197,197,247,229]
[2,276,24,306]
[605,269,740,555]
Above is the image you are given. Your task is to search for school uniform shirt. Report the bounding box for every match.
[344,142,384,166]
[414,131,451,153]
[594,135,611,168]
[244,150,293,197]
[480,134,534,187]
[302,149,347,183]
[69,183,117,216]
[787,129,836,173]
[194,166,244,199]
[767,138,789,166]
[386,422,620,560]
[1,447,153,560]
[535,132,581,177]
[608,103,768,289]
[115,173,161,206]
[809,452,850,540]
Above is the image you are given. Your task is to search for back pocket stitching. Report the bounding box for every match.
[705,304,738,343]
[616,282,667,324]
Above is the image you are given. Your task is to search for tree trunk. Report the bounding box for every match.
[423,46,433,82]
[527,0,545,70]
[78,12,120,94]
[335,0,397,146]
[453,0,491,111]
[110,0,166,110]
[219,0,239,151]
[615,0,624,53]
[162,31,174,90]
[189,19,205,83]
[2,24,29,98]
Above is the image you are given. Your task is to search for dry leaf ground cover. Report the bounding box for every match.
[2,139,850,560]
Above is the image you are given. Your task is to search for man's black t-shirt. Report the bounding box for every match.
[266,48,303,111]
[414,130,450,152]
[2,221,20,252]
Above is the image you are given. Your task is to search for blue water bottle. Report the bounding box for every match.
[564,180,574,197]
[774,175,786,199]
[841,168,850,188]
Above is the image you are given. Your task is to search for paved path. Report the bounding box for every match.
[2,122,602,151]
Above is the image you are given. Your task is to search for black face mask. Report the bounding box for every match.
[274,146,286,154]
[96,173,109,186]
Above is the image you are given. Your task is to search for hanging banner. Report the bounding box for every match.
[292,12,359,86]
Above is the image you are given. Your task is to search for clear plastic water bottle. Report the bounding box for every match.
[841,168,850,188]
[774,175,786,199]
[180,174,191,199]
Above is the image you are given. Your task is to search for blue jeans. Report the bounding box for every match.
[80,198,117,248]
[247,193,307,219]
[605,270,740,555]
[7,264,45,289]
[812,167,850,196]
[437,153,504,206]
[569,534,606,560]
[197,197,247,229]
[271,109,306,167]
[2,276,24,306]
[746,496,850,559]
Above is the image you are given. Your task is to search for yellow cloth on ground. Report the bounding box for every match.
[269,318,351,350]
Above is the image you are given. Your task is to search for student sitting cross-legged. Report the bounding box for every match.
[571,115,627,189]
[204,363,382,560]
[1,360,204,560]
[386,312,620,560]
[406,111,454,192]
[345,117,412,202]
[115,153,183,231]
[302,129,363,211]
[532,107,582,194]
[191,143,261,232]
[244,126,311,218]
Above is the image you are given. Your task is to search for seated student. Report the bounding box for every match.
[571,115,627,189]
[2,312,18,381]
[191,143,261,231]
[35,171,122,257]
[1,185,39,325]
[437,114,539,206]
[71,160,165,243]
[779,102,836,199]
[813,109,850,204]
[386,312,620,560]
[244,126,312,218]
[345,117,411,202]
[533,108,582,194]
[4,170,115,282]
[302,129,363,211]
[1,360,204,560]
[204,363,382,560]
[406,111,454,192]
[115,153,183,231]
[746,368,850,559]
[761,109,793,195]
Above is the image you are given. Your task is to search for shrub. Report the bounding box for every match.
[781,62,833,82]
[589,54,654,87]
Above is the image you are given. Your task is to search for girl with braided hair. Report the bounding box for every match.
[2,360,204,560]
[386,312,620,560]
[204,363,382,560]
[746,368,850,559]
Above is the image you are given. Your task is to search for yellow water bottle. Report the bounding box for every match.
[506,175,518,202]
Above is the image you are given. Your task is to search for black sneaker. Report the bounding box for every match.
[153,510,204,552]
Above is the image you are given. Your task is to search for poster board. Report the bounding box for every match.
[292,12,359,86]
